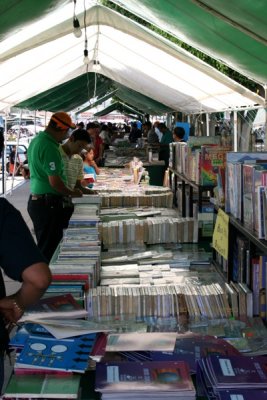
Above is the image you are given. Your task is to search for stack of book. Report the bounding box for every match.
[3,373,81,399]
[95,360,196,399]
[49,202,102,289]
[87,277,231,321]
[4,295,100,400]
[196,355,267,400]
[100,216,198,246]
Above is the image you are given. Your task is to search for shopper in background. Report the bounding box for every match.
[173,126,186,143]
[158,122,173,168]
[86,122,104,166]
[27,112,82,262]
[0,199,51,393]
[129,122,142,143]
[144,121,159,144]
[81,146,100,188]
[153,121,162,142]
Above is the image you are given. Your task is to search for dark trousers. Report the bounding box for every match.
[27,196,65,263]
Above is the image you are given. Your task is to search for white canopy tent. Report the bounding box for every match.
[0,3,263,115]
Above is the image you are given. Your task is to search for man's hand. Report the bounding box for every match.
[0,296,24,324]
[71,188,83,197]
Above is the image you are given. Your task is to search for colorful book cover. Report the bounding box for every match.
[242,164,255,230]
[3,373,80,399]
[19,293,88,323]
[200,145,229,187]
[15,333,97,373]
[95,360,195,393]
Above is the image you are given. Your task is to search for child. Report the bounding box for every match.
[81,146,100,188]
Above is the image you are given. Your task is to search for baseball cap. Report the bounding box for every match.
[50,112,76,129]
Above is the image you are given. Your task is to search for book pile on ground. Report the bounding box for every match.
[95,360,196,399]
[196,354,267,399]
[3,373,81,399]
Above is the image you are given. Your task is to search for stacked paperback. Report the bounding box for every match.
[95,360,195,399]
[196,354,267,400]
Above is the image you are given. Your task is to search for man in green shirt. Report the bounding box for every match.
[27,112,82,262]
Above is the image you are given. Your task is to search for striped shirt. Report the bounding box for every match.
[59,146,84,190]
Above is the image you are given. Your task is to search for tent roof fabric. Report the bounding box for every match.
[16,74,113,113]
[93,101,142,117]
[111,0,267,85]
[0,2,264,115]
[77,83,174,116]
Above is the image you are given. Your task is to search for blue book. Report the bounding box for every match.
[15,333,97,373]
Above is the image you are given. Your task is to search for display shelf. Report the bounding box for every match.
[169,168,214,217]
[214,205,267,254]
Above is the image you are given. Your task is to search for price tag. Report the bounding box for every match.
[212,208,229,260]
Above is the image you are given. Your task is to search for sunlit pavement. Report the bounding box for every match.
[0,175,25,196]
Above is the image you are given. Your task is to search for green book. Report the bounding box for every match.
[3,374,81,399]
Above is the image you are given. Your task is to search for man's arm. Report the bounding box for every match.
[75,180,97,194]
[0,262,51,323]
[49,175,82,197]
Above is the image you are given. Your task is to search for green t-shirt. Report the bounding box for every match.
[159,129,173,164]
[28,131,67,194]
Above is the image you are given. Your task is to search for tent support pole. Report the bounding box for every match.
[34,110,37,136]
[233,111,238,152]
[206,113,209,136]
[2,112,8,197]
[264,86,267,151]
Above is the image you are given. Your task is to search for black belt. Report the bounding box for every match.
[30,194,63,201]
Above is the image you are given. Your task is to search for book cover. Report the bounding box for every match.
[3,373,80,399]
[105,332,177,352]
[150,335,240,374]
[19,294,88,323]
[95,360,195,393]
[217,389,267,400]
[200,145,229,187]
[15,333,97,373]
[204,355,267,387]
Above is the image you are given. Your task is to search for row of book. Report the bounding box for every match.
[169,136,229,188]
[99,191,173,208]
[225,151,267,238]
[87,280,231,321]
[99,216,198,246]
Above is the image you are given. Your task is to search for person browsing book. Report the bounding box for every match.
[60,128,96,227]
[81,146,100,188]
[0,198,51,394]
[27,112,83,262]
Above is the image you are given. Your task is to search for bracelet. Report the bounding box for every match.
[13,299,24,313]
